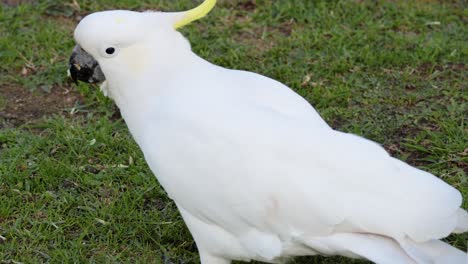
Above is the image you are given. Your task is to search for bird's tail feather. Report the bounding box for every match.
[301,233,467,264]
[399,237,466,264]
[453,208,468,234]
[302,233,415,264]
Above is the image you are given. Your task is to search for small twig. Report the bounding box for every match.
[17,53,37,71]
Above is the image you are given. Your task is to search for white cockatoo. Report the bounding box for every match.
[68,1,468,263]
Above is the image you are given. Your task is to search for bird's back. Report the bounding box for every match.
[137,65,463,245]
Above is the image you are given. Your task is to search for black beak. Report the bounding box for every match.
[69,45,106,84]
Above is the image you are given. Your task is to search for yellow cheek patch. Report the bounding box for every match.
[115,17,125,24]
[120,45,148,76]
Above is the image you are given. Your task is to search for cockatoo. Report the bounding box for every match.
[68,1,468,263]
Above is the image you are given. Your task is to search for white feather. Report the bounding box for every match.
[73,10,468,264]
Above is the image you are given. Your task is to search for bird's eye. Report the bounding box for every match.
[101,45,119,58]
[105,47,115,55]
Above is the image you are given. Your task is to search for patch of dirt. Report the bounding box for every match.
[237,0,256,11]
[416,62,466,78]
[1,0,35,6]
[0,85,84,127]
[277,20,294,36]
[233,27,274,52]
[233,20,294,53]
[143,196,167,211]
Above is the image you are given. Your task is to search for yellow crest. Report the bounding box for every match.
[173,0,217,29]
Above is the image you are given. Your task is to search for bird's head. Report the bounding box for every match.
[68,0,216,88]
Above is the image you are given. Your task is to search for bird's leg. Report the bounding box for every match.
[199,252,231,264]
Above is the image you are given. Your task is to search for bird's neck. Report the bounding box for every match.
[107,44,210,144]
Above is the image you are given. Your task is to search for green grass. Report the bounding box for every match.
[0,0,467,263]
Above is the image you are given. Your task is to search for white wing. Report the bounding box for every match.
[135,64,463,258]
